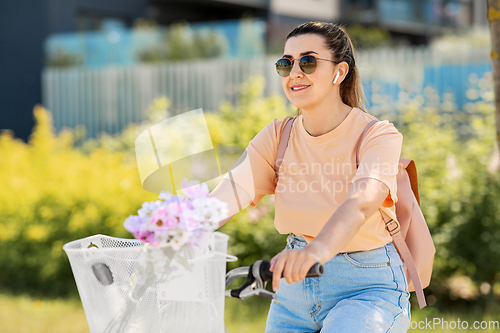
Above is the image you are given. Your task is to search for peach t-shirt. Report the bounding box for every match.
[222,107,403,252]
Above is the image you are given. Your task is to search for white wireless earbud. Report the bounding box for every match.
[333,71,340,84]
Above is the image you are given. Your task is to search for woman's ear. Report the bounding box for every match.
[333,62,349,84]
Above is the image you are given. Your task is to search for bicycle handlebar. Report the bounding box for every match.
[258,260,324,281]
[225,260,324,300]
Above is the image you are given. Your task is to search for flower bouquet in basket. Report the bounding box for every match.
[103,179,229,333]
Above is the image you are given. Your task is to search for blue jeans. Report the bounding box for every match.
[265,234,411,333]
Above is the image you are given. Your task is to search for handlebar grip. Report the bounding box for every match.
[259,260,324,282]
[306,262,324,277]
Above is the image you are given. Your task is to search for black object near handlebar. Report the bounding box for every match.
[225,259,325,300]
[259,260,324,282]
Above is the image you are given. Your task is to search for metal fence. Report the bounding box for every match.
[42,45,492,139]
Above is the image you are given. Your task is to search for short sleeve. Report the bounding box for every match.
[350,120,403,206]
[222,117,294,207]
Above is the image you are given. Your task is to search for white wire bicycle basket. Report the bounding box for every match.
[63,232,236,333]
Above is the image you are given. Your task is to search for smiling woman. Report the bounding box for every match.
[210,21,409,333]
[281,23,365,120]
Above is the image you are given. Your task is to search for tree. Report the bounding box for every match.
[487,0,500,159]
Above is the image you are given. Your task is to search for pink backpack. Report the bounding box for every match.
[274,118,435,309]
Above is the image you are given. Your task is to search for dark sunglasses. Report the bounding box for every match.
[275,55,339,77]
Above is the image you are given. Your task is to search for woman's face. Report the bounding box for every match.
[281,34,338,111]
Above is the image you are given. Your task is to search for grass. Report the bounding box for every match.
[1,293,499,332]
[0,293,269,333]
[224,297,270,332]
[0,294,89,333]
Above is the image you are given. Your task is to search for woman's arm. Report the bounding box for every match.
[270,177,389,291]
[209,178,252,229]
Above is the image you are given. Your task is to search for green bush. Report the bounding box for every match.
[0,106,158,296]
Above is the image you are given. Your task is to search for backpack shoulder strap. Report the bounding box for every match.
[402,158,420,206]
[380,209,427,308]
[274,117,296,180]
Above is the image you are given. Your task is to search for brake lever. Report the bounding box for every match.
[251,260,274,299]
[225,260,273,300]
[225,260,324,300]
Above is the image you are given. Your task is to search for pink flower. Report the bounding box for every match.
[143,232,159,246]
[135,226,157,245]
[184,215,198,231]
[150,205,172,229]
[166,201,192,229]
[181,178,209,200]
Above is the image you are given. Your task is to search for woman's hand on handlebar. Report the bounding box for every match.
[269,244,326,292]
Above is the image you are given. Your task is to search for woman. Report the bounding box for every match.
[210,21,410,332]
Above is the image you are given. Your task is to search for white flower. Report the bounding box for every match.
[138,201,162,217]
[169,231,190,251]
